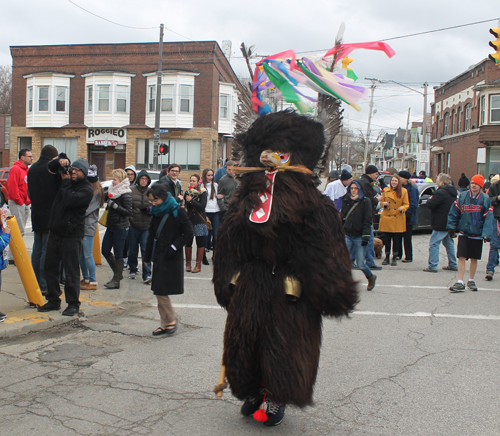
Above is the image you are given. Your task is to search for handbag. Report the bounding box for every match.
[98,209,108,227]
[196,210,212,230]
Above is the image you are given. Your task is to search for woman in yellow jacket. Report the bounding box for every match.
[379,175,409,266]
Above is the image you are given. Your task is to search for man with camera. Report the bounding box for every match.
[38,155,93,316]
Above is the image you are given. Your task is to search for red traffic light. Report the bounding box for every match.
[159,143,169,155]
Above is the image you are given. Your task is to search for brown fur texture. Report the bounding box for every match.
[213,111,358,408]
[374,237,384,259]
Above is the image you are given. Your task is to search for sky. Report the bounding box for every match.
[1,0,498,142]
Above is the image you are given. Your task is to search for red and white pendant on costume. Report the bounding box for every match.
[249,171,276,224]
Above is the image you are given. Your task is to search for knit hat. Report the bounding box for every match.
[328,170,339,180]
[87,165,98,183]
[340,169,352,181]
[471,174,484,188]
[398,170,412,180]
[72,158,90,174]
[365,165,378,175]
[41,144,58,158]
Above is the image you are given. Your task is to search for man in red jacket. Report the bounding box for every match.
[8,149,32,243]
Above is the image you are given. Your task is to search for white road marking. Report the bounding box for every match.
[170,303,500,321]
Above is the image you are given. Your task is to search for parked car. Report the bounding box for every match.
[374,181,438,233]
[101,170,161,198]
[0,167,9,205]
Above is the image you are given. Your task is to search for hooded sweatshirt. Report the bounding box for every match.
[340,181,372,238]
[125,165,137,184]
[8,159,31,206]
[129,169,152,230]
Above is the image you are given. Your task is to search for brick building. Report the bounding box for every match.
[9,41,245,182]
[0,114,10,167]
[430,58,500,183]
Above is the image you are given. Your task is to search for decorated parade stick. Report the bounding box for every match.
[213,363,227,398]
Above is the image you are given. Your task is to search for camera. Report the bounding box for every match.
[58,165,70,175]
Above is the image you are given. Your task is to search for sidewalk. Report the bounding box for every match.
[0,260,156,339]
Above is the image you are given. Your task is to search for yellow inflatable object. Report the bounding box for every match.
[93,226,102,265]
[7,215,44,307]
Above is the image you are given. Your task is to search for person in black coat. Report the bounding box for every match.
[159,163,183,204]
[27,145,61,293]
[37,157,93,316]
[144,183,193,336]
[424,173,458,272]
[102,169,132,289]
[341,181,377,290]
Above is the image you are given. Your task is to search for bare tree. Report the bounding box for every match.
[348,129,385,168]
[0,66,12,114]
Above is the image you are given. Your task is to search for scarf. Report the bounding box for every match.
[150,193,179,218]
[108,178,131,199]
[186,185,207,199]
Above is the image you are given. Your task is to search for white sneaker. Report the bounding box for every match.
[144,276,152,284]
[129,272,136,280]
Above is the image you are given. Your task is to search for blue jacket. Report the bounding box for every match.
[0,231,11,271]
[403,183,419,226]
[447,190,493,239]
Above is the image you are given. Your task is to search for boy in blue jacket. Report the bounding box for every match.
[0,214,11,321]
[447,174,493,292]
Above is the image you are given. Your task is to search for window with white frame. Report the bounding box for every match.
[148,85,156,113]
[480,95,486,125]
[451,110,456,134]
[38,86,49,112]
[27,86,33,113]
[457,108,462,132]
[443,112,450,136]
[490,95,500,123]
[161,84,174,112]
[180,85,192,113]
[87,86,93,112]
[464,104,471,130]
[220,94,229,119]
[116,85,128,113]
[136,138,201,170]
[98,85,110,112]
[55,87,67,112]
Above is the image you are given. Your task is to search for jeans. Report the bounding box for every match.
[345,235,372,279]
[486,223,500,273]
[45,233,82,307]
[8,201,29,261]
[127,226,151,280]
[205,212,220,249]
[428,230,458,270]
[32,231,48,290]
[365,226,376,267]
[102,227,128,260]
[80,235,96,282]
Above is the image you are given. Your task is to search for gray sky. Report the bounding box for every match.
[1,0,498,140]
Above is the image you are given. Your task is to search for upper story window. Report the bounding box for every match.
[457,108,462,133]
[23,72,74,128]
[464,104,471,131]
[490,95,500,123]
[179,85,192,113]
[143,71,199,129]
[443,112,450,136]
[451,110,456,134]
[220,94,229,119]
[83,72,134,127]
[480,95,486,125]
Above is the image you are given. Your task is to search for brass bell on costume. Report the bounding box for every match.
[284,276,302,300]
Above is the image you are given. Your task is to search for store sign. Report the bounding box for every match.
[87,128,127,145]
[94,140,118,147]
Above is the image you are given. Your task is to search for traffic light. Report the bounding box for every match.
[159,143,169,155]
[489,27,500,64]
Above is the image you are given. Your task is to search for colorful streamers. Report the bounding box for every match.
[251,40,395,115]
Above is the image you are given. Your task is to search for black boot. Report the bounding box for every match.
[391,256,397,266]
[382,255,390,265]
[105,255,116,271]
[202,250,209,265]
[104,258,124,289]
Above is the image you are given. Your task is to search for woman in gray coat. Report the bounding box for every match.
[144,183,193,336]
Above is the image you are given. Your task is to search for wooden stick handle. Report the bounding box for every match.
[214,364,227,397]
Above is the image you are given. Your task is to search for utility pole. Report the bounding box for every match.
[153,24,164,171]
[339,125,343,170]
[402,107,411,170]
[421,82,428,172]
[363,82,376,172]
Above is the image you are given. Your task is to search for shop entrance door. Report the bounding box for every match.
[91,153,106,181]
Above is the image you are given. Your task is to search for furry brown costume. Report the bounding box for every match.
[374,237,384,259]
[213,110,358,408]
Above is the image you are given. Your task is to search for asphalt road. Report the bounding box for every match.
[2,231,500,435]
